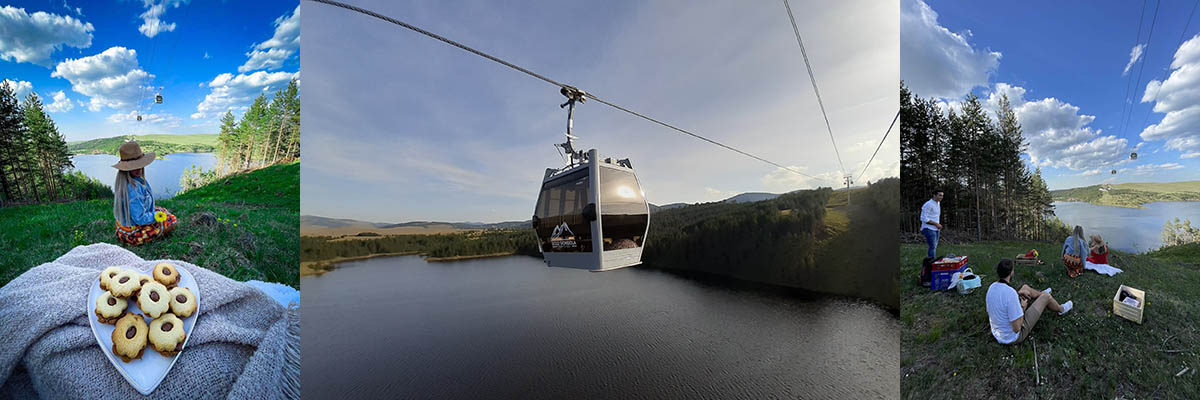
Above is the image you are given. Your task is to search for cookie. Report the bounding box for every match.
[99,266,123,291]
[148,313,187,357]
[111,313,148,362]
[94,292,128,325]
[109,270,141,298]
[137,281,171,319]
[168,286,197,318]
[153,262,180,287]
[132,272,153,298]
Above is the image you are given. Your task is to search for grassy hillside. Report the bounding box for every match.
[901,241,1199,398]
[68,134,218,156]
[1052,181,1200,208]
[0,161,298,288]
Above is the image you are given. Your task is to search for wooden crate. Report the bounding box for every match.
[1112,285,1145,324]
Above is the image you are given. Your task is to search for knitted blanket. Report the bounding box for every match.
[0,243,299,399]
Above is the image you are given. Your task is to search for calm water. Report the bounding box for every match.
[1053,201,1200,252]
[70,153,217,199]
[300,255,899,399]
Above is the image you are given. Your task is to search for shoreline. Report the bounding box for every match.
[299,251,421,276]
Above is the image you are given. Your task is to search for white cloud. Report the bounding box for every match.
[1123,44,1144,76]
[1132,162,1184,174]
[981,82,1130,171]
[138,0,188,38]
[1,79,33,99]
[51,46,152,112]
[239,5,299,73]
[191,70,297,119]
[44,90,74,112]
[900,0,1001,99]
[107,109,180,127]
[761,166,841,192]
[1138,35,1200,158]
[203,52,210,59]
[0,6,93,66]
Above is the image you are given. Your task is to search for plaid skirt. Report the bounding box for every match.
[1063,253,1083,278]
[115,207,176,246]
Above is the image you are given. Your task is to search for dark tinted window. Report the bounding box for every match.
[599,166,647,251]
[534,169,592,252]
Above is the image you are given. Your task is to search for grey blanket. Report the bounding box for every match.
[0,243,299,399]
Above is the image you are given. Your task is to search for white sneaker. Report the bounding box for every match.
[1043,287,1052,295]
[1058,300,1073,315]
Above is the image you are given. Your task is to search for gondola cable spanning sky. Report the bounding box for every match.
[306,0,900,185]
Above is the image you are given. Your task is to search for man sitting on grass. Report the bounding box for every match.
[986,259,1073,344]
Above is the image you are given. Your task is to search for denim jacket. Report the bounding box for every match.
[128,177,156,225]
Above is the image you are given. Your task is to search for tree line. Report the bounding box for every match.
[215,78,299,174]
[300,230,539,262]
[900,81,1068,242]
[0,81,108,206]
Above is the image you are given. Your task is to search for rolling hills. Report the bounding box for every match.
[1051,181,1200,208]
[68,134,218,156]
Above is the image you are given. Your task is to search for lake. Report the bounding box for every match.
[300,255,899,399]
[70,153,217,199]
[1053,201,1200,252]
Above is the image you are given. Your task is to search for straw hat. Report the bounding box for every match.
[1090,234,1105,247]
[111,141,155,171]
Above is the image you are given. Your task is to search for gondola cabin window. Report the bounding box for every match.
[599,166,647,251]
[534,169,592,252]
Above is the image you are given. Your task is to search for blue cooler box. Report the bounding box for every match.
[931,264,968,291]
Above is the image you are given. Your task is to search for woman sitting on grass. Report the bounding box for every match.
[112,141,177,245]
[1087,234,1108,265]
[1061,225,1086,278]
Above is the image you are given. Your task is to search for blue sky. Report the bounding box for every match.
[1,0,298,142]
[302,0,899,223]
[903,0,1200,189]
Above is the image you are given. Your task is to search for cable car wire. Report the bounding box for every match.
[782,0,846,177]
[1136,0,1199,137]
[1116,0,1148,148]
[856,110,899,182]
[306,0,832,182]
[1121,0,1161,143]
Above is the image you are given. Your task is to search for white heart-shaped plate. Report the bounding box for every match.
[87,264,200,395]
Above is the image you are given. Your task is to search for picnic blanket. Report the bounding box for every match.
[1085,261,1123,276]
[0,243,300,399]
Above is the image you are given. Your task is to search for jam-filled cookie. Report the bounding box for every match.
[137,281,171,319]
[99,266,123,291]
[153,262,180,287]
[108,270,141,298]
[168,286,197,318]
[111,313,148,362]
[132,272,153,297]
[94,292,128,324]
[148,313,187,357]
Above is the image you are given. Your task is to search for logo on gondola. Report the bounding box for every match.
[550,222,577,249]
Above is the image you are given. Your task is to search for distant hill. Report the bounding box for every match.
[68,134,218,156]
[305,191,797,236]
[1051,181,1200,208]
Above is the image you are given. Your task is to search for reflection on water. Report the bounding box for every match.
[71,153,217,199]
[1053,201,1200,252]
[300,255,899,399]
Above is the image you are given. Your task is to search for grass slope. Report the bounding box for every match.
[68,134,218,155]
[0,161,298,288]
[901,241,1199,398]
[1052,181,1200,208]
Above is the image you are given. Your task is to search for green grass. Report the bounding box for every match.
[68,134,218,155]
[901,241,1199,398]
[1147,242,1200,264]
[0,161,298,288]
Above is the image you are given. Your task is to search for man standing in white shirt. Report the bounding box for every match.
[920,189,944,259]
[986,259,1073,344]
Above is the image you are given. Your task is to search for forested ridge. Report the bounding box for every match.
[0,81,109,206]
[901,81,1069,242]
[68,134,218,156]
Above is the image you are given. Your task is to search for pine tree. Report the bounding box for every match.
[0,81,23,202]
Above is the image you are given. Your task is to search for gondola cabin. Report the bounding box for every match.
[155,94,163,104]
[533,149,649,271]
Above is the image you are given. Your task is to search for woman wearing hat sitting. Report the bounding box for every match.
[112,141,177,245]
[1087,234,1109,265]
